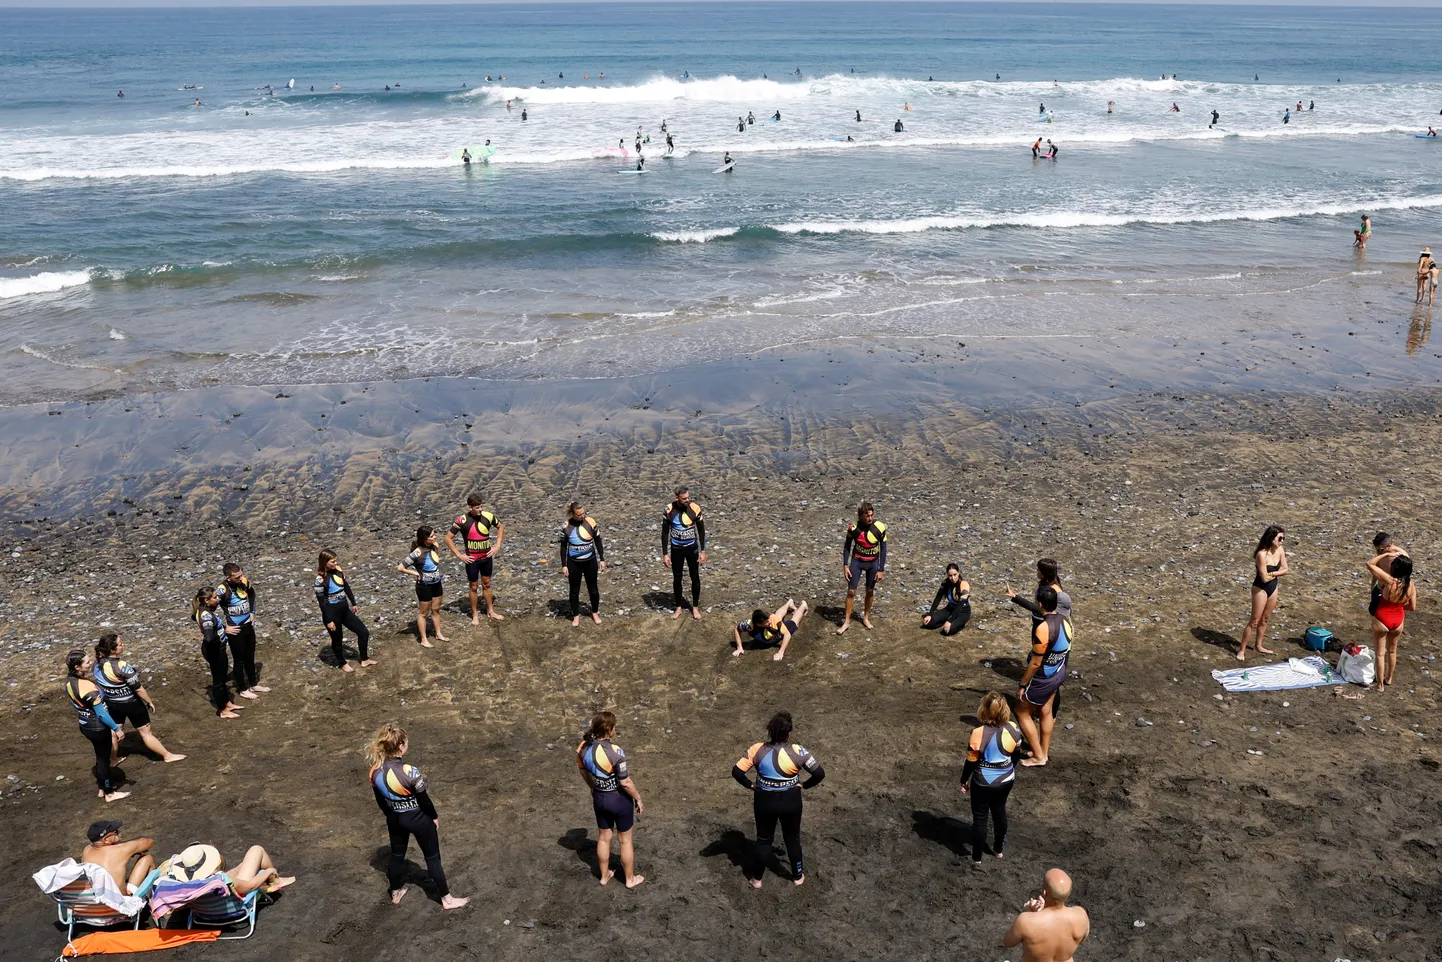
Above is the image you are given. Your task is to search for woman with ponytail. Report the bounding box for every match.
[366,723,468,910]
[316,549,374,671]
[576,711,645,887]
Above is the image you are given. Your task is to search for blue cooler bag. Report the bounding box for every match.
[1304,627,1333,651]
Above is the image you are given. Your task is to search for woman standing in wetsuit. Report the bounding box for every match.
[961,691,1023,865]
[732,711,825,889]
[365,723,469,910]
[576,711,645,887]
[193,587,241,719]
[1365,552,1416,693]
[1007,558,1071,634]
[561,503,606,627]
[64,649,129,802]
[92,635,186,764]
[316,549,374,671]
[921,563,971,634]
[398,526,448,648]
[1237,526,1288,660]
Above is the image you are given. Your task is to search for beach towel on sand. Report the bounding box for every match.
[1211,655,1344,693]
[63,930,217,955]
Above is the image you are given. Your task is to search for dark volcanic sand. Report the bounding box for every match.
[2,335,1442,962]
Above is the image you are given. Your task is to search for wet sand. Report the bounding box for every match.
[2,320,1442,961]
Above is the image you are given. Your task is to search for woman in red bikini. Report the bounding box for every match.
[1238,526,1288,660]
[1365,553,1416,693]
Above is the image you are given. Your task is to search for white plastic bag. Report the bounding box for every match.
[1337,647,1376,686]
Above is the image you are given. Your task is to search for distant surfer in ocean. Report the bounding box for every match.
[461,148,471,166]
[722,151,733,171]
[894,118,905,132]
[747,112,755,125]
[665,132,675,155]
[772,110,781,121]
[737,118,746,133]
[1168,103,1180,112]
[1107,101,1114,114]
[1032,137,1042,159]
[1209,109,1220,128]
[1046,140,1058,159]
[1282,108,1289,124]
[522,109,528,121]
[855,109,862,122]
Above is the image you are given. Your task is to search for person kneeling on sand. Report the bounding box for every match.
[735,599,808,661]
[83,820,155,895]
[920,563,971,634]
[1002,868,1090,962]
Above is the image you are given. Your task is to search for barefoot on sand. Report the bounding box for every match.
[748,878,762,890]
[360,659,377,667]
[391,886,409,905]
[163,753,187,763]
[250,685,271,693]
[1020,757,1047,767]
[441,894,470,910]
[341,663,355,673]
[793,874,805,886]
[626,875,645,889]
[671,607,685,621]
[600,869,613,885]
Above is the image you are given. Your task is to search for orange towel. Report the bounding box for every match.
[63,929,219,956]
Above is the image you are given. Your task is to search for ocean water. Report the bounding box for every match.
[2,2,1441,403]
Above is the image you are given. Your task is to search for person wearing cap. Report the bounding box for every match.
[165,843,295,897]
[1417,248,1436,304]
[82,820,155,895]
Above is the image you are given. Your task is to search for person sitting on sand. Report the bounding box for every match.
[165,842,295,899]
[577,711,645,888]
[920,563,971,635]
[1016,587,1071,767]
[1237,525,1287,660]
[735,599,808,661]
[838,502,887,634]
[1002,868,1090,962]
[1354,213,1371,249]
[366,723,468,909]
[1418,248,1436,304]
[83,820,155,895]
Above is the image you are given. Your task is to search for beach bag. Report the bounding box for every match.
[1303,627,1333,652]
[1337,645,1375,685]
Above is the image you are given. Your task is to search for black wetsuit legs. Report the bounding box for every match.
[202,640,232,713]
[671,547,701,609]
[387,816,449,897]
[567,556,600,617]
[753,790,804,880]
[969,781,1012,861]
[82,726,115,793]
[229,623,258,692]
[325,604,370,663]
[922,602,971,634]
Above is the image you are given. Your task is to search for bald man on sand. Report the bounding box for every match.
[1003,868,1090,962]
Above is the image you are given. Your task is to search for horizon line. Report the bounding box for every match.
[5,0,1441,10]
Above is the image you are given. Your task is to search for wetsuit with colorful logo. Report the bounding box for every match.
[562,517,605,618]
[315,569,369,665]
[662,500,706,609]
[94,656,150,728]
[67,676,121,794]
[404,547,445,601]
[1011,584,1072,633]
[843,521,888,591]
[924,578,971,634]
[196,605,231,714]
[216,580,260,693]
[960,721,1023,861]
[577,737,634,831]
[1022,611,1072,706]
[732,742,825,881]
[451,510,500,581]
[737,617,797,650]
[370,757,449,897]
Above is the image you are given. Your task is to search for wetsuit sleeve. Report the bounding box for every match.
[731,765,753,788]
[1012,592,1042,615]
[695,514,706,551]
[200,614,221,643]
[960,729,983,782]
[614,746,629,781]
[802,763,825,789]
[401,550,419,574]
[1030,626,1050,662]
[878,532,888,571]
[842,525,856,565]
[93,698,120,732]
[450,515,466,536]
[342,577,356,607]
[415,790,439,821]
[932,583,949,611]
[594,530,605,562]
[560,527,570,567]
[315,579,329,621]
[371,783,390,816]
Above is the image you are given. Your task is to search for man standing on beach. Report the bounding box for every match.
[447,493,505,625]
[662,486,705,620]
[1002,868,1089,962]
[837,502,887,635]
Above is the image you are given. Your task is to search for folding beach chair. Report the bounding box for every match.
[47,869,160,944]
[185,885,261,940]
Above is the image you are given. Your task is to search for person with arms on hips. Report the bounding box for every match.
[399,526,448,648]
[662,486,706,620]
[921,562,971,634]
[838,501,887,634]
[217,563,269,699]
[82,820,154,895]
[1002,869,1090,962]
[561,502,606,626]
[735,598,809,661]
[576,711,645,888]
[961,691,1023,866]
[65,649,129,802]
[446,493,505,624]
[732,712,824,889]
[1237,525,1287,660]
[1016,586,1071,767]
[366,723,468,909]
[192,587,241,719]
[1366,550,1416,694]
[315,549,374,671]
[93,634,186,764]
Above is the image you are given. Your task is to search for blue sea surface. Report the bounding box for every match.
[2,3,1440,402]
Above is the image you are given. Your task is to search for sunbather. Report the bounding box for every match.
[82,820,155,895]
[166,843,295,896]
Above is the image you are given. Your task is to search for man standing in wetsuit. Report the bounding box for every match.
[446,493,505,625]
[1002,868,1090,962]
[662,486,706,620]
[837,502,887,634]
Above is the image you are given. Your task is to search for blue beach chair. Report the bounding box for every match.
[185,883,261,939]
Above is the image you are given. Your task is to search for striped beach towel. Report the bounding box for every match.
[1211,655,1343,693]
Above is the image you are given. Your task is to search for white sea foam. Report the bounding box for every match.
[0,269,92,300]
[651,227,739,243]
[108,328,127,340]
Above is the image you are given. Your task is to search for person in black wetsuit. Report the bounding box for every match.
[662,486,706,620]
[856,109,862,122]
[921,563,971,634]
[192,587,241,718]
[316,549,374,671]
[216,563,269,700]
[577,711,646,887]
[1210,110,1220,128]
[65,649,129,803]
[732,711,824,888]
[838,502,887,634]
[894,119,905,132]
[961,691,1024,864]
[399,526,449,647]
[561,502,606,626]
[93,634,186,763]
[747,111,755,125]
[735,598,809,662]
[772,110,781,121]
[366,723,469,910]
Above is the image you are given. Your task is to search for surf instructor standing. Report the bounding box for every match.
[662,486,706,620]
[446,493,505,624]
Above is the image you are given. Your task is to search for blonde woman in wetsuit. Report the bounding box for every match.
[1237,525,1288,660]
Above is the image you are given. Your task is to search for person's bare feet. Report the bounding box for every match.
[434,632,450,642]
[1256,645,1275,656]
[600,869,613,886]
[239,690,259,699]
[419,639,434,649]
[591,613,602,625]
[671,607,684,621]
[251,685,271,693]
[1235,649,1247,661]
[572,616,581,627]
[861,617,873,630]
[390,886,409,905]
[995,850,1005,859]
[264,876,296,893]
[836,621,850,635]
[470,614,481,627]
[441,894,470,910]
[219,710,240,719]
[360,659,377,667]
[1020,756,1048,767]
[103,790,131,803]
[488,611,505,622]
[163,753,187,763]
[341,663,355,673]
[748,878,762,890]
[625,875,645,889]
[691,607,701,621]
[225,702,244,711]
[793,874,805,887]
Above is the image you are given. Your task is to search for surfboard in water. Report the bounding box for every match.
[1417,134,1439,139]
[619,168,648,174]
[712,162,735,173]
[452,146,498,161]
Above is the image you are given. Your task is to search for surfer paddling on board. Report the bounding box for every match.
[894,119,905,132]
[1168,103,1180,112]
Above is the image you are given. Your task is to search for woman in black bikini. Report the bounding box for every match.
[1238,525,1288,660]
